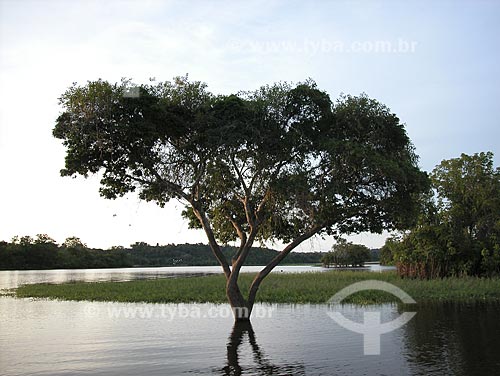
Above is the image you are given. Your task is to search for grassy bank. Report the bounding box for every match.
[14,271,500,305]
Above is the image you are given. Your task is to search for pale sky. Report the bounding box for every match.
[0,0,499,251]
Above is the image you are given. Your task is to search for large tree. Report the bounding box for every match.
[431,152,500,276]
[53,76,427,321]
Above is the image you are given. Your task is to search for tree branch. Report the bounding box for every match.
[255,188,271,224]
[230,219,247,263]
[227,225,258,300]
[247,225,323,305]
[242,197,255,228]
[192,207,231,278]
[231,156,249,196]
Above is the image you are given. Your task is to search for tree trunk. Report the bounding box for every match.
[227,276,253,321]
[195,200,321,322]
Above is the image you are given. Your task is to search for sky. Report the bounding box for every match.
[0,0,499,251]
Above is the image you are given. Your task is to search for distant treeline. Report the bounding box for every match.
[0,235,324,270]
[126,242,323,267]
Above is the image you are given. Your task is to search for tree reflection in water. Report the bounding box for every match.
[402,302,500,376]
[221,321,305,375]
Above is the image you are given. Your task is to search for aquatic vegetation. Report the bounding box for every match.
[15,271,500,305]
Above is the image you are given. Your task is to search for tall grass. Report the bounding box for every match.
[14,271,500,305]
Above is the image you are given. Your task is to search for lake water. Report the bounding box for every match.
[1,267,498,375]
[0,264,395,290]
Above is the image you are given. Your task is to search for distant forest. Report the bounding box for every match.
[0,235,327,270]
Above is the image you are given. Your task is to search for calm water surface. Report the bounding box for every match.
[0,264,395,290]
[0,268,498,375]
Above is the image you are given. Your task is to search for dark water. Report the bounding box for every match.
[0,268,498,376]
[1,299,499,375]
[403,302,500,375]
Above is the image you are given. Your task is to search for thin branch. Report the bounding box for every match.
[127,166,231,278]
[255,188,271,224]
[242,197,255,228]
[230,219,247,263]
[231,156,249,196]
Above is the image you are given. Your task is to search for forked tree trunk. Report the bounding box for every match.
[226,274,254,321]
[226,227,321,322]
[194,205,321,322]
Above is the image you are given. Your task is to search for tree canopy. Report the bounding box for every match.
[386,152,500,278]
[321,239,371,267]
[53,76,428,320]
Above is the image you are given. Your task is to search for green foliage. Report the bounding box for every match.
[321,239,371,267]
[34,234,57,245]
[53,76,427,254]
[389,152,500,278]
[0,236,131,270]
[369,248,381,262]
[0,237,321,270]
[62,236,87,249]
[15,271,500,305]
[379,236,401,265]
